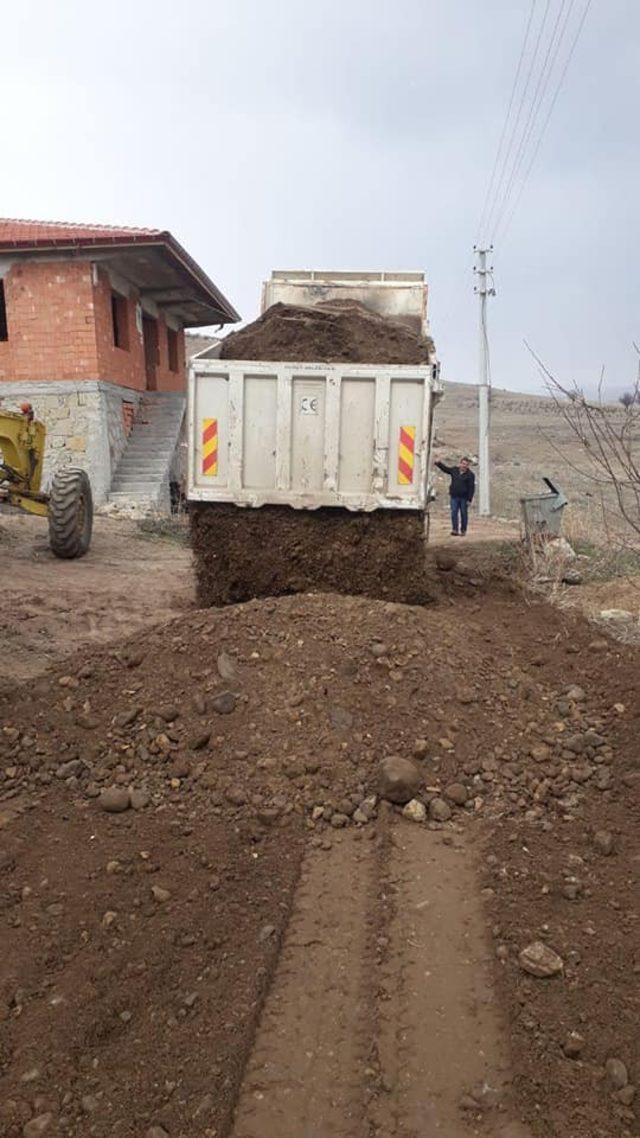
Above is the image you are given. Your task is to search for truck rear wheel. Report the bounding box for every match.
[48,468,93,559]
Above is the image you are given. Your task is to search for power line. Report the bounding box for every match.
[490,0,576,241]
[496,0,593,244]
[476,0,538,243]
[483,0,553,241]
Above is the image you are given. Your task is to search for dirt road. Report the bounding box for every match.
[0,522,638,1138]
[0,513,191,684]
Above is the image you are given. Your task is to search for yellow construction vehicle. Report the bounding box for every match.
[0,403,93,558]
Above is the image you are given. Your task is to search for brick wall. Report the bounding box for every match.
[0,258,187,393]
[153,316,186,394]
[92,265,145,389]
[0,261,98,381]
[85,264,187,393]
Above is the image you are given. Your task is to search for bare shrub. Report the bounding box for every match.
[526,345,640,556]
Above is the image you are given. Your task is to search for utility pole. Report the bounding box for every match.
[474,246,495,516]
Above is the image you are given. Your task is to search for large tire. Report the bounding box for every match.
[48,468,93,559]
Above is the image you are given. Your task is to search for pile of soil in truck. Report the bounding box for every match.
[218,299,435,364]
[192,301,436,607]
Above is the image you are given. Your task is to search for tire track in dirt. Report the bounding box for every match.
[231,836,378,1138]
[231,822,532,1138]
[374,823,530,1137]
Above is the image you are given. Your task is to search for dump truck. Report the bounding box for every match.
[188,270,442,606]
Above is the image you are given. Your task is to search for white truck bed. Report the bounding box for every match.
[188,359,442,512]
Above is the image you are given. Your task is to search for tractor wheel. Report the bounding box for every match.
[48,468,93,559]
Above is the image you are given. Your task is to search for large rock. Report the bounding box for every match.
[217,651,236,680]
[99,787,130,814]
[518,941,564,978]
[593,830,615,856]
[429,797,452,823]
[562,568,583,586]
[444,782,469,806]
[566,685,586,703]
[212,692,237,715]
[402,799,426,823]
[23,1117,54,1138]
[600,608,634,623]
[605,1057,629,1090]
[379,756,421,804]
[543,536,576,565]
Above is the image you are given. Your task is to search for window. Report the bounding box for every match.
[167,326,179,373]
[111,292,129,350]
[0,281,8,341]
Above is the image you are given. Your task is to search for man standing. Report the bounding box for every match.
[435,456,475,536]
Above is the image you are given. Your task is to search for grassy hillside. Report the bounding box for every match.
[433,381,618,533]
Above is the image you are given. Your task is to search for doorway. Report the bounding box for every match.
[142,315,159,390]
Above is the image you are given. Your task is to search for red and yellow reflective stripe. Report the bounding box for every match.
[202,418,218,477]
[398,425,416,485]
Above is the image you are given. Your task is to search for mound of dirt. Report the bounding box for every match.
[219,300,435,364]
[0,588,638,1137]
[190,502,436,607]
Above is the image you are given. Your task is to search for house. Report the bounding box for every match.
[0,218,239,506]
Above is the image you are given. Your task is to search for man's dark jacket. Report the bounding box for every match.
[435,462,475,501]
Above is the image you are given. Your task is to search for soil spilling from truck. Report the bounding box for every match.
[191,503,436,607]
[0,585,638,1137]
[218,299,435,364]
[195,300,436,607]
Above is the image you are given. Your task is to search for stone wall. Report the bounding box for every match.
[0,380,142,504]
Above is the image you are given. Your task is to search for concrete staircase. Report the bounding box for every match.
[108,392,186,512]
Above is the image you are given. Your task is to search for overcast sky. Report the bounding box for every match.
[1,1,636,394]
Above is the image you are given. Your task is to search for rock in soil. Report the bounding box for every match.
[429,797,453,822]
[402,799,427,823]
[444,782,469,806]
[562,568,583,585]
[23,1117,54,1137]
[151,885,172,903]
[211,691,236,715]
[563,1032,585,1059]
[593,829,615,856]
[99,786,131,813]
[330,813,350,829]
[379,756,422,804]
[605,1057,629,1089]
[518,942,564,978]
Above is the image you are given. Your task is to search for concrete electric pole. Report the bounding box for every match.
[474,246,495,516]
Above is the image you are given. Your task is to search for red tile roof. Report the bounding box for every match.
[0,217,240,325]
[0,218,163,243]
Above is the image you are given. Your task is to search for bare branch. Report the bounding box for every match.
[525,344,640,549]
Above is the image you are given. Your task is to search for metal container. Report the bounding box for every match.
[261,270,432,338]
[188,359,443,511]
[520,478,568,538]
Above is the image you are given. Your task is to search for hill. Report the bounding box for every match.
[434,381,617,534]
